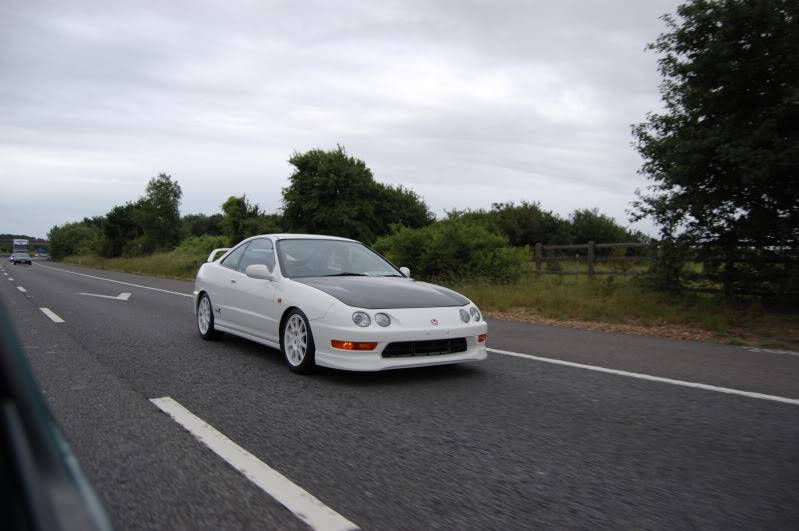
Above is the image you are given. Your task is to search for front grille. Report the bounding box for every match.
[382,338,468,358]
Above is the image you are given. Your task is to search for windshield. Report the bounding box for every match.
[276,239,400,278]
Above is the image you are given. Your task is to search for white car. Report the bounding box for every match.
[193,234,487,373]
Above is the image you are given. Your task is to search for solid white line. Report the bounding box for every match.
[34,262,191,298]
[487,348,799,406]
[40,307,65,323]
[150,397,359,531]
[17,286,27,293]
[746,347,799,358]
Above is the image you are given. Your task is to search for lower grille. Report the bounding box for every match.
[382,338,468,358]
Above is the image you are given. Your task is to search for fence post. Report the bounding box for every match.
[587,241,595,278]
[535,243,542,276]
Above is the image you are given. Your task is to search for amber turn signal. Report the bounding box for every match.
[478,334,487,343]
[331,340,378,351]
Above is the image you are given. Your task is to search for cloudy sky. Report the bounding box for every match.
[1,0,680,238]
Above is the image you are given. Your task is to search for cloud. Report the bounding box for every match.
[0,0,679,238]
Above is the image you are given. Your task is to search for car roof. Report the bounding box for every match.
[247,233,358,243]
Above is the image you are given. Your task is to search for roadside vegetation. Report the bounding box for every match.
[48,1,797,349]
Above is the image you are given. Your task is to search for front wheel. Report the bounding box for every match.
[281,309,316,373]
[197,293,221,340]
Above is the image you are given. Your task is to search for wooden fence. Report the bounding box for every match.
[533,241,654,277]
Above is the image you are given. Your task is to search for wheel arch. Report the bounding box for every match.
[278,306,301,347]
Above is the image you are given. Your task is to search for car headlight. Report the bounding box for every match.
[374,312,391,327]
[352,311,371,327]
[470,306,481,322]
[459,308,470,323]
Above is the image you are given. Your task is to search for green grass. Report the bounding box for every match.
[447,274,799,349]
[63,251,204,281]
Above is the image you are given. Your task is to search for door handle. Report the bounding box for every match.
[230,279,237,284]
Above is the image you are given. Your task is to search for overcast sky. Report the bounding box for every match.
[1,0,680,239]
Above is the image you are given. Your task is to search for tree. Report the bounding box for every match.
[181,213,224,239]
[568,209,643,244]
[221,195,262,245]
[632,0,799,297]
[448,202,570,246]
[282,146,433,242]
[138,173,183,251]
[48,221,102,260]
[98,203,142,257]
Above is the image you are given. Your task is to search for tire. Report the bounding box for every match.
[196,293,222,340]
[280,309,316,373]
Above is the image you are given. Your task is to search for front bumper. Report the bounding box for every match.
[310,306,488,371]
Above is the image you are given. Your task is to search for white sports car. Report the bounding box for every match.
[193,234,487,373]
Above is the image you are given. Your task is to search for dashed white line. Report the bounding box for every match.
[150,397,359,531]
[34,262,191,298]
[40,307,65,323]
[17,286,27,293]
[488,348,799,406]
[8,277,14,281]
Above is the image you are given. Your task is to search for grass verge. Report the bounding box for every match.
[447,275,799,350]
[63,252,203,281]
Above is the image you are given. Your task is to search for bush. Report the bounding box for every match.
[374,220,530,282]
[48,222,102,260]
[175,235,229,256]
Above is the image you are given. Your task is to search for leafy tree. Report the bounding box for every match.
[181,213,224,239]
[138,173,183,251]
[568,209,644,244]
[48,221,102,260]
[632,0,799,297]
[98,203,143,257]
[448,202,570,246]
[282,146,433,242]
[221,195,263,245]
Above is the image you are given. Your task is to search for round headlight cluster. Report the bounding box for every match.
[352,311,392,327]
[469,306,481,322]
[459,308,470,323]
[374,312,391,327]
[352,311,371,327]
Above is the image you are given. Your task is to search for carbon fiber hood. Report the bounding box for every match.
[293,276,469,309]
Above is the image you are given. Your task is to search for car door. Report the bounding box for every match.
[214,242,250,331]
[230,238,279,342]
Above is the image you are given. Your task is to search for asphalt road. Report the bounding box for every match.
[2,259,798,530]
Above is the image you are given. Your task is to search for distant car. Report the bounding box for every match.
[11,252,32,265]
[193,234,488,373]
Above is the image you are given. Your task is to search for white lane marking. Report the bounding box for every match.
[77,292,132,301]
[17,286,27,293]
[40,307,65,323]
[746,347,799,357]
[8,277,14,281]
[488,348,799,406]
[150,397,359,531]
[34,262,191,298]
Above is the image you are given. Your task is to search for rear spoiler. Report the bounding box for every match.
[207,248,231,262]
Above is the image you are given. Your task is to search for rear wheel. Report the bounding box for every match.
[281,310,316,373]
[197,293,221,340]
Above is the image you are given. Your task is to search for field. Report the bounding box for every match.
[61,253,799,350]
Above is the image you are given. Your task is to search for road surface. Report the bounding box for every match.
[1,259,798,530]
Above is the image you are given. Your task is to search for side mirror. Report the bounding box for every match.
[245,264,274,281]
[399,266,411,278]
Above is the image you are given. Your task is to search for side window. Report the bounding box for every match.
[221,243,248,271]
[239,238,276,272]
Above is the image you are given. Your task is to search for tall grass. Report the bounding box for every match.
[447,274,798,346]
[63,251,204,281]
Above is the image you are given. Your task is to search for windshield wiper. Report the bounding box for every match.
[379,274,405,277]
[322,272,368,277]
